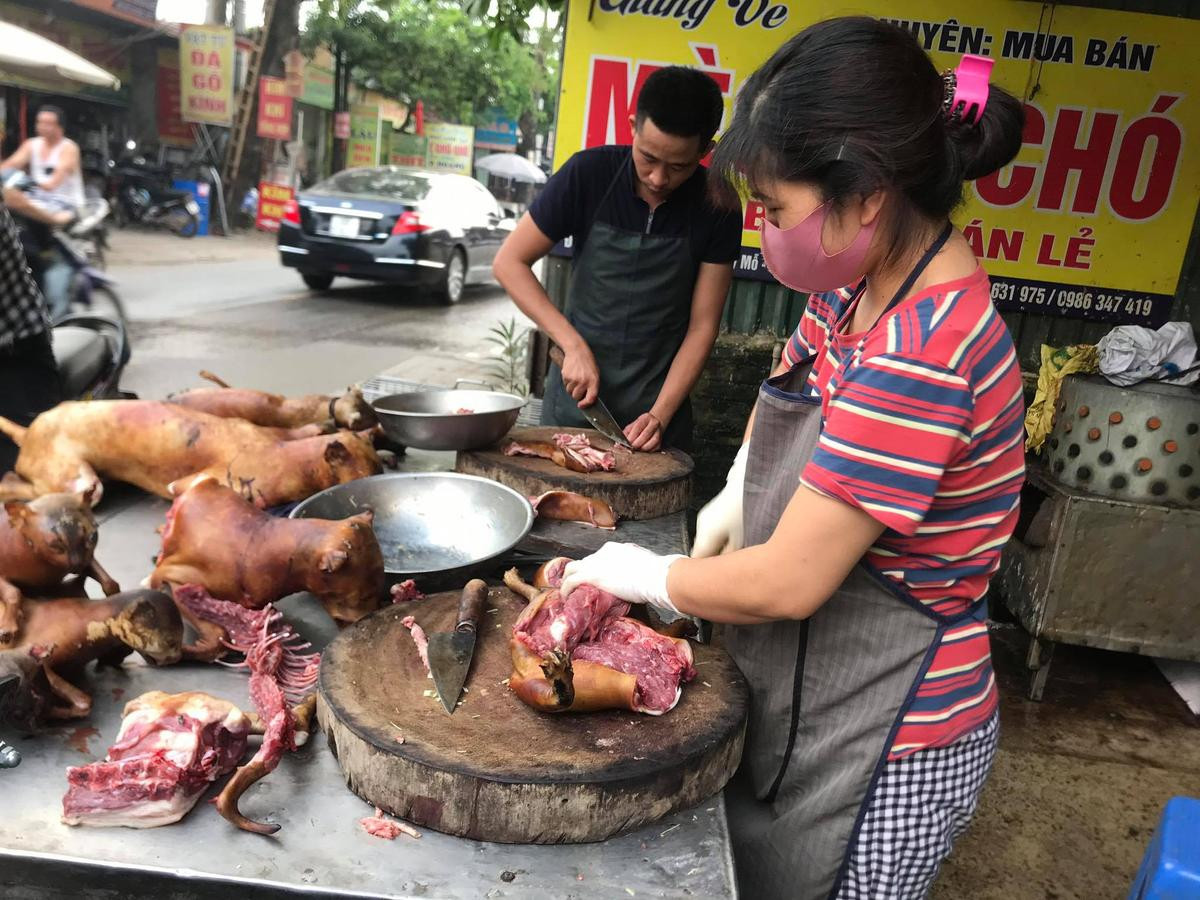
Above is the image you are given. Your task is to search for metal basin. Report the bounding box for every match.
[289,473,534,584]
[372,389,525,451]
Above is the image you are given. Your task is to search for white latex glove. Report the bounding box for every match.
[560,543,685,616]
[692,442,749,558]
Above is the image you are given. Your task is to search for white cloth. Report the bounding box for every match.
[30,137,84,213]
[692,442,749,558]
[1097,321,1198,386]
[559,543,685,617]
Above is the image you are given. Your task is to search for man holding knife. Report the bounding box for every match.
[493,66,740,451]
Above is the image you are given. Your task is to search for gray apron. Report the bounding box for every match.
[542,160,696,450]
[724,225,981,899]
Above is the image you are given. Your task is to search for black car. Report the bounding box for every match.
[277,166,512,304]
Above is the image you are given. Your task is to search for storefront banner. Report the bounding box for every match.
[256,181,294,231]
[257,76,293,140]
[303,64,336,110]
[348,104,382,167]
[334,112,351,140]
[425,123,475,174]
[476,109,519,151]
[179,24,234,126]
[556,0,1200,326]
[156,48,193,146]
[390,133,428,167]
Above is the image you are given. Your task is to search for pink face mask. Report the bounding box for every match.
[761,203,876,294]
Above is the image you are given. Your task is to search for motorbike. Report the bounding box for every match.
[1,170,130,399]
[66,196,111,270]
[107,153,200,238]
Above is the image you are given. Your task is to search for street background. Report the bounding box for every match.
[110,229,530,398]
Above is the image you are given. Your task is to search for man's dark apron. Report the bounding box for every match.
[723,224,983,899]
[542,161,696,449]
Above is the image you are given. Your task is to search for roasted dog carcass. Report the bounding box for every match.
[149,476,383,656]
[0,491,119,646]
[0,400,381,508]
[1,588,182,724]
[504,559,694,715]
[169,371,378,433]
[61,689,316,830]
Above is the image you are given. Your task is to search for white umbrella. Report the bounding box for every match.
[475,153,547,184]
[0,21,121,89]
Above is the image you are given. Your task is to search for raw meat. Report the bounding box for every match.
[572,618,695,713]
[401,615,431,675]
[528,491,617,529]
[553,433,616,472]
[170,584,320,833]
[505,561,695,715]
[359,806,420,839]
[390,580,424,603]
[503,433,616,474]
[62,691,253,828]
[454,408,474,415]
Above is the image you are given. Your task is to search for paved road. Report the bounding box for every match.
[110,237,527,400]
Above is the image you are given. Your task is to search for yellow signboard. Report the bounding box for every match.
[556,1,1200,325]
[425,123,475,175]
[179,24,234,126]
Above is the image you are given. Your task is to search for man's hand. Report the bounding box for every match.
[624,412,664,451]
[560,342,600,408]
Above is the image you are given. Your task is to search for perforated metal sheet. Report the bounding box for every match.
[1044,375,1200,507]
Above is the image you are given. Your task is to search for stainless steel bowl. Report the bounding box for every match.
[289,473,534,582]
[372,389,525,451]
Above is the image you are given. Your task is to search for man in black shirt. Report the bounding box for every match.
[494,66,740,451]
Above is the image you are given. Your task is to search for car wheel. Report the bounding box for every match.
[302,273,335,291]
[438,249,466,305]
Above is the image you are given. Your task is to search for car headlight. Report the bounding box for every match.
[185,200,200,215]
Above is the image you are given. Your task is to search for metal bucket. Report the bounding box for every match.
[1044,375,1200,507]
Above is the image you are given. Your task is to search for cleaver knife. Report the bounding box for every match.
[427,579,489,714]
[548,344,634,450]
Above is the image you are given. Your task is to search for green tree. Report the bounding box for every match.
[303,0,546,130]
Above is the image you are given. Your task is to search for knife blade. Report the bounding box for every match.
[427,579,489,714]
[548,344,634,450]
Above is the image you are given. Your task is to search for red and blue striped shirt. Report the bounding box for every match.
[782,267,1024,758]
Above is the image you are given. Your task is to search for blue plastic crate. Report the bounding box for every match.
[1129,796,1200,899]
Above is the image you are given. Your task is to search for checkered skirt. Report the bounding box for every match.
[837,710,1000,899]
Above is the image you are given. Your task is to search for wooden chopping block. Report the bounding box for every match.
[318,585,747,844]
[455,426,693,520]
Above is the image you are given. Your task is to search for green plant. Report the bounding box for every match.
[485,318,530,397]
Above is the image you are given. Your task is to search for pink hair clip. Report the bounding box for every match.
[942,54,994,125]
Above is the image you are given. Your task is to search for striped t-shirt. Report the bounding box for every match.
[781,267,1025,759]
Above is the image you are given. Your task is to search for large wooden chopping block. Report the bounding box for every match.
[317,585,747,843]
[455,427,693,520]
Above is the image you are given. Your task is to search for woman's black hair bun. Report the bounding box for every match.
[947,84,1026,181]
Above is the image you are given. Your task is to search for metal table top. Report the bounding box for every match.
[1,448,732,900]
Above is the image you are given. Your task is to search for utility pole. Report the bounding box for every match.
[206,0,228,25]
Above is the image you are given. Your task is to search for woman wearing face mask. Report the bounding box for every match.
[559,18,1027,899]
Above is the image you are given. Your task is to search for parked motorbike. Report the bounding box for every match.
[108,153,200,238]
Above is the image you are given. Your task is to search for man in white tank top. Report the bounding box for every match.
[1,105,84,221]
